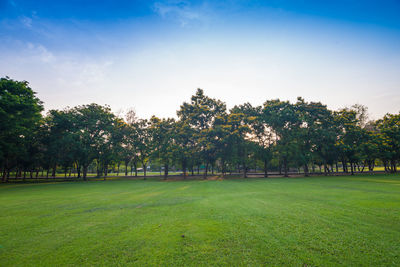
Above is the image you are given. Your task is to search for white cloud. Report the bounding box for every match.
[26,42,55,63]
[20,16,33,28]
[0,41,114,111]
[153,1,210,27]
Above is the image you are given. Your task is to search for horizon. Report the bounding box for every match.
[1,0,400,120]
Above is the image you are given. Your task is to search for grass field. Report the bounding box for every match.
[0,174,399,266]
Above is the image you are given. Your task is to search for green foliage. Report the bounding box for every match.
[1,78,400,179]
[376,113,400,172]
[0,77,43,181]
[177,88,227,176]
[149,116,176,177]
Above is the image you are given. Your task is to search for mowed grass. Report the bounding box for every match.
[0,175,399,266]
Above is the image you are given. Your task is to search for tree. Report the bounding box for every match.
[136,119,152,179]
[44,109,78,178]
[334,109,363,175]
[72,104,116,180]
[0,77,43,182]
[149,116,175,179]
[235,104,274,178]
[263,99,300,177]
[227,106,253,178]
[376,113,400,173]
[295,98,338,176]
[172,121,197,178]
[121,109,140,177]
[177,88,226,178]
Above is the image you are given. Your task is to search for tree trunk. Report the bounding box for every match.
[2,167,7,183]
[350,162,354,175]
[264,160,268,178]
[182,160,187,179]
[103,164,108,181]
[278,160,282,175]
[361,161,366,173]
[164,164,168,179]
[391,159,397,173]
[182,164,188,179]
[203,162,209,179]
[125,160,129,176]
[143,163,147,180]
[134,162,138,177]
[83,165,88,181]
[77,164,81,178]
[52,164,56,178]
[342,160,348,173]
[220,160,225,177]
[117,163,120,176]
[96,162,101,177]
[283,157,288,177]
[304,164,309,177]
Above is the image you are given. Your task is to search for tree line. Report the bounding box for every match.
[1,77,399,182]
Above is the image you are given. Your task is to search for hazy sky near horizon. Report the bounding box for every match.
[1,0,400,119]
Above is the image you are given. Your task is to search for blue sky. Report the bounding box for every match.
[1,0,400,119]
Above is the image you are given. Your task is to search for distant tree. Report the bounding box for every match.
[44,109,77,178]
[263,99,300,177]
[136,119,152,179]
[150,116,175,179]
[2,79,399,182]
[121,110,140,177]
[334,109,364,175]
[351,104,369,128]
[173,121,196,178]
[236,104,274,177]
[295,98,338,175]
[359,125,380,172]
[376,113,400,173]
[72,104,116,180]
[0,77,43,182]
[177,88,226,178]
[228,106,253,178]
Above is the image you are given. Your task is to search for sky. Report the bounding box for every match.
[1,0,400,120]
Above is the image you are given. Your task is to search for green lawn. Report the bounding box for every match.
[0,175,399,266]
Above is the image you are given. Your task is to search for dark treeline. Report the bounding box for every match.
[1,77,399,182]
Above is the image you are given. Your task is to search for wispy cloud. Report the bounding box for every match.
[19,16,32,28]
[0,40,114,109]
[25,42,55,63]
[153,1,210,27]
